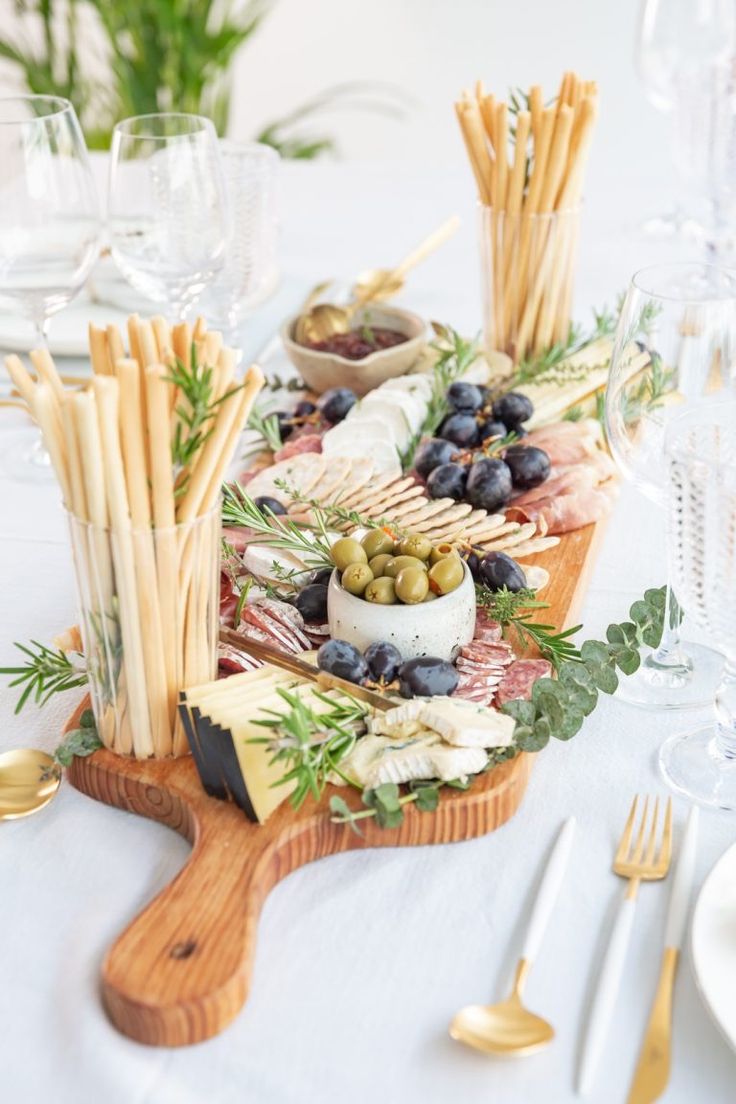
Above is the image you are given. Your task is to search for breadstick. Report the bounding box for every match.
[30,348,66,406]
[106,324,126,368]
[88,325,112,375]
[32,384,70,505]
[4,354,36,407]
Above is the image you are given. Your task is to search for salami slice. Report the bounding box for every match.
[473,611,503,643]
[273,433,323,463]
[217,644,262,677]
[495,659,553,705]
[455,656,508,675]
[253,598,310,649]
[459,641,514,665]
[456,672,504,689]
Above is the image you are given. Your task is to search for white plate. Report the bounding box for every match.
[691,838,736,1052]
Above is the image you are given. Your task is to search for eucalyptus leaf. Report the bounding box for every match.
[414,786,440,813]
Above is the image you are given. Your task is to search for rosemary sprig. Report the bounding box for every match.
[167,347,242,477]
[250,687,369,809]
[509,305,617,391]
[0,641,88,715]
[620,351,675,426]
[247,405,283,453]
[221,483,333,571]
[401,323,481,469]
[474,585,582,670]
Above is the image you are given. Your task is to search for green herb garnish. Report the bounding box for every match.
[54,709,102,767]
[0,640,88,714]
[221,483,333,572]
[247,405,283,453]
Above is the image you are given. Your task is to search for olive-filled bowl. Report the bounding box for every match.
[281,304,426,396]
[326,561,476,661]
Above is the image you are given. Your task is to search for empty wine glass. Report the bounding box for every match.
[605,262,736,708]
[199,141,280,338]
[0,95,100,478]
[635,0,735,238]
[660,399,736,807]
[108,113,228,320]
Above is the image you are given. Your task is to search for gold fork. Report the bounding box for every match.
[577,796,673,1096]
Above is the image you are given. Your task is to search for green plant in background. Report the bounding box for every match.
[0,0,409,154]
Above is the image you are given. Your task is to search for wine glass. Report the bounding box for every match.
[635,0,736,238]
[199,141,280,339]
[0,95,100,477]
[605,262,736,708]
[660,399,736,807]
[108,113,228,320]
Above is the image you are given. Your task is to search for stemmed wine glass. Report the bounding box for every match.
[0,95,100,477]
[660,399,736,807]
[635,0,735,239]
[605,262,736,708]
[107,113,229,321]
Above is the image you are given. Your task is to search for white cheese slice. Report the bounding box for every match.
[322,437,401,476]
[377,375,433,402]
[374,699,428,726]
[417,698,516,748]
[348,399,411,449]
[322,418,395,452]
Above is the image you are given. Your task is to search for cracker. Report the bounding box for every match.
[479,522,538,551]
[363,484,425,518]
[338,471,404,509]
[509,535,561,558]
[245,452,325,502]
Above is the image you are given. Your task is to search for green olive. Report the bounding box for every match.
[429,541,459,566]
[397,534,433,561]
[384,554,429,578]
[428,555,464,595]
[368,553,393,577]
[342,563,374,596]
[364,576,397,605]
[394,566,429,604]
[331,537,367,572]
[361,529,395,559]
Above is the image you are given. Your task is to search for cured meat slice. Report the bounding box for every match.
[251,598,310,650]
[219,573,239,625]
[510,466,597,510]
[273,433,323,463]
[508,483,617,535]
[217,644,262,676]
[459,641,514,665]
[524,421,601,466]
[474,611,503,642]
[495,659,553,705]
[455,656,508,675]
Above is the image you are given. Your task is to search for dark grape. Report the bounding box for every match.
[492,392,534,428]
[254,495,287,516]
[477,384,492,407]
[294,399,317,417]
[503,445,551,490]
[317,638,369,684]
[478,418,507,443]
[295,583,329,623]
[426,462,467,501]
[479,551,527,593]
[447,381,483,413]
[364,640,403,683]
[439,413,479,448]
[461,547,482,579]
[317,387,357,424]
[465,458,513,512]
[398,656,460,698]
[414,437,457,477]
[309,567,333,587]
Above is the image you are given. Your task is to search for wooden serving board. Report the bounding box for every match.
[66,519,602,1047]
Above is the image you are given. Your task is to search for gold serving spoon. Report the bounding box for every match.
[291,279,336,346]
[0,748,61,820]
[450,817,576,1056]
[297,215,460,345]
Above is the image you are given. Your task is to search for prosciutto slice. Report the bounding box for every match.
[525,420,602,466]
[508,482,618,535]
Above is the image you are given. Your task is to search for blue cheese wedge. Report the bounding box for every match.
[340,731,488,787]
[416,698,516,748]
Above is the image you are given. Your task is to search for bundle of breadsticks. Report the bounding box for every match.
[6,316,264,759]
[455,71,599,362]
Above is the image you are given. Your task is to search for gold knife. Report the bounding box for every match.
[627,807,699,1104]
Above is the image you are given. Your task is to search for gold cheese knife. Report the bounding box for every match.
[626,806,699,1104]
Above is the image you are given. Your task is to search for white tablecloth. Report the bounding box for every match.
[2,161,735,1104]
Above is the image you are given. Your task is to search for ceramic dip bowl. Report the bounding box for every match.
[326,561,476,661]
[281,303,426,396]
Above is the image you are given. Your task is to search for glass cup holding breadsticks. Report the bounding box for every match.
[455,71,598,363]
[108,113,229,321]
[0,95,100,478]
[9,315,264,758]
[605,262,736,709]
[659,398,736,807]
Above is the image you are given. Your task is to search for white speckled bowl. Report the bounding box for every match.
[280,304,426,396]
[327,562,476,661]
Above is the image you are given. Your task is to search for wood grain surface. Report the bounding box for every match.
[66,519,599,1047]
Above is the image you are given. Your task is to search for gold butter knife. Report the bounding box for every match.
[627,806,699,1104]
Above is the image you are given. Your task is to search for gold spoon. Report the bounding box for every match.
[0,748,61,820]
[450,817,576,1057]
[297,215,461,345]
[292,279,335,346]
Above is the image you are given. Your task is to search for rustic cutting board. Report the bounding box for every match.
[66,519,602,1047]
